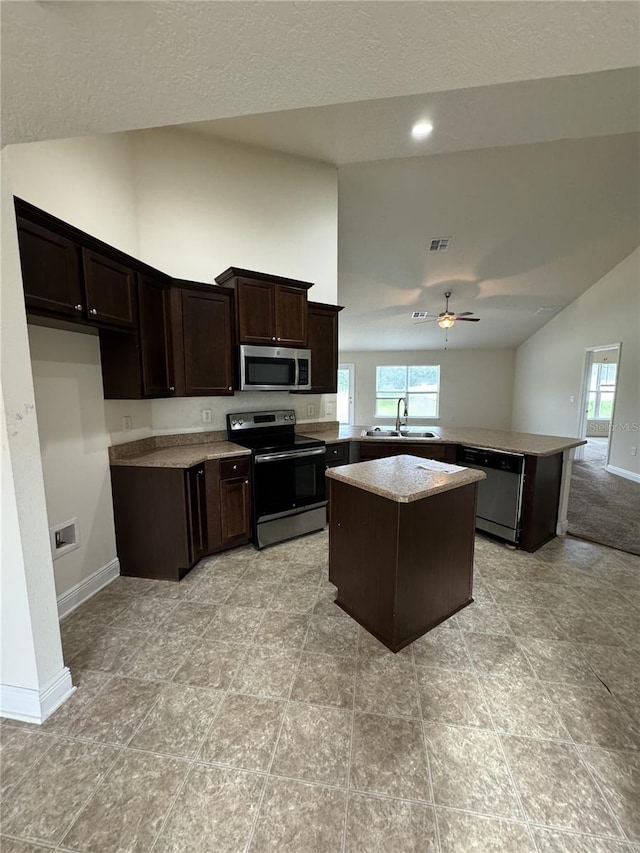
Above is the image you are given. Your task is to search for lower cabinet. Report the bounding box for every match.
[110,456,251,581]
[356,441,456,463]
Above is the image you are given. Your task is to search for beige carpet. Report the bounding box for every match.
[568,438,640,555]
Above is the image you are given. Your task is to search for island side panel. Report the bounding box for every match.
[395,483,477,648]
[519,452,563,552]
[328,478,399,645]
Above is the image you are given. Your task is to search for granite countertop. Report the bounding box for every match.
[326,454,485,502]
[110,440,250,469]
[300,425,585,456]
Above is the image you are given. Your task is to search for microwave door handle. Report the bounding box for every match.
[294,357,300,387]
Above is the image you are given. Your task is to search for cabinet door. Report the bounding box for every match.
[307,303,339,392]
[82,249,136,328]
[17,218,84,318]
[186,465,208,564]
[138,274,175,397]
[236,280,275,343]
[275,285,307,346]
[182,288,234,396]
[220,477,251,545]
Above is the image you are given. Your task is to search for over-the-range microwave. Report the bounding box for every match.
[239,344,311,391]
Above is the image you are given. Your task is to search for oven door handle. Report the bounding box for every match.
[254,447,326,464]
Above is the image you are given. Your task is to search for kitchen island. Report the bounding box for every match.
[326,454,485,651]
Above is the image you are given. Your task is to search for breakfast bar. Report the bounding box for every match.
[326,454,486,651]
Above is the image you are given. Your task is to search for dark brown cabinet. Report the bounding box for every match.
[357,441,455,463]
[305,302,343,393]
[215,267,312,347]
[325,441,350,468]
[82,249,136,329]
[16,217,84,319]
[138,274,175,397]
[173,282,234,396]
[111,455,252,581]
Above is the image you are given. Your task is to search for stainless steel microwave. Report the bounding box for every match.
[239,344,311,391]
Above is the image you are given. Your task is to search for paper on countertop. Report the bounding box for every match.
[416,461,462,474]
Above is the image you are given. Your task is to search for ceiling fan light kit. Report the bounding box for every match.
[412,291,481,333]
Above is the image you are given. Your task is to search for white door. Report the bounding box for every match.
[337,363,355,425]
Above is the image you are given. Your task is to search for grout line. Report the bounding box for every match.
[412,630,442,853]
[340,622,360,853]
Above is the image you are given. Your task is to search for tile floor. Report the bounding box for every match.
[1,531,640,852]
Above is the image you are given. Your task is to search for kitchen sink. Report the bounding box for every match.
[365,429,400,436]
[364,428,437,438]
[400,430,436,438]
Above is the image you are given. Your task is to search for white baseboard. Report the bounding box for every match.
[0,666,75,724]
[605,464,640,484]
[57,558,120,620]
[556,520,569,535]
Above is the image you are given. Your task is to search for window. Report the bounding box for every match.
[375,365,440,418]
[337,364,354,425]
[587,362,617,419]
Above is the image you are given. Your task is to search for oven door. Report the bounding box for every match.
[253,446,327,521]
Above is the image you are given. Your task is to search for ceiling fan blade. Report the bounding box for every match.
[454,311,474,317]
[414,318,438,325]
[455,317,481,322]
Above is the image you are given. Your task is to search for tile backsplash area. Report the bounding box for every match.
[105,392,336,445]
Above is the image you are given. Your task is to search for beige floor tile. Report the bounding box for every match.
[225,580,277,609]
[253,611,310,650]
[67,626,148,673]
[172,639,246,689]
[464,632,536,679]
[501,735,621,836]
[129,683,224,757]
[358,628,415,660]
[350,713,430,801]
[481,674,571,740]
[249,777,346,853]
[230,646,301,699]
[0,839,56,852]
[110,597,179,632]
[346,793,437,853]
[501,603,567,640]
[0,728,55,796]
[532,827,634,852]
[158,601,217,636]
[517,638,601,686]
[70,676,161,745]
[271,701,352,786]
[450,598,512,635]
[271,581,321,614]
[202,605,265,645]
[545,681,640,751]
[417,665,492,729]
[579,746,640,841]
[424,722,522,818]
[436,808,536,853]
[199,693,285,771]
[154,764,264,853]
[0,738,118,844]
[118,631,196,681]
[38,670,113,735]
[290,651,355,708]
[60,750,189,852]
[411,629,472,671]
[355,657,420,718]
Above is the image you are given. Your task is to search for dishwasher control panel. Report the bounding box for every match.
[457,446,524,475]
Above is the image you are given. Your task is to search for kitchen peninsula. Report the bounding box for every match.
[326,455,485,651]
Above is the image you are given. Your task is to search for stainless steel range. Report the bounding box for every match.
[227,409,327,549]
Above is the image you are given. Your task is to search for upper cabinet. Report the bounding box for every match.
[306,302,344,394]
[137,273,175,397]
[82,249,136,329]
[215,267,312,347]
[172,282,234,397]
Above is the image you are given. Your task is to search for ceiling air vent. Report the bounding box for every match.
[535,306,563,316]
[429,237,451,252]
[411,311,429,319]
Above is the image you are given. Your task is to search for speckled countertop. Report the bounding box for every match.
[300,425,585,456]
[326,454,485,502]
[110,441,250,469]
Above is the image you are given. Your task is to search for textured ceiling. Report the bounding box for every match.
[184,68,640,165]
[338,134,640,351]
[2,1,639,146]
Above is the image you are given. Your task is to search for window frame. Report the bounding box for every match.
[374,364,440,420]
[587,361,617,420]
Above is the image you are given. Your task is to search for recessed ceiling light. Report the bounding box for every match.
[411,121,433,140]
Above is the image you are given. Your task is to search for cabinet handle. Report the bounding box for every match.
[228,386,232,391]
[74,304,83,311]
[244,479,249,484]
[169,386,175,391]
[233,464,238,470]
[89,308,97,315]
[272,336,276,341]
[277,337,281,341]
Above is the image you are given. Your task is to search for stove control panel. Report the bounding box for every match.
[227,409,297,431]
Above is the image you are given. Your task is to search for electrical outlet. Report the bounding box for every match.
[632,447,637,457]
[326,402,334,415]
[307,405,314,416]
[123,415,132,432]
[202,409,212,424]
[569,395,576,403]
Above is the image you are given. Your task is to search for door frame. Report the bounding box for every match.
[577,342,621,464]
[337,363,355,425]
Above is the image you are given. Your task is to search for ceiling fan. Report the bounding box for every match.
[411,291,481,329]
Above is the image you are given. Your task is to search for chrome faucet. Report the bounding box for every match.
[395,397,409,432]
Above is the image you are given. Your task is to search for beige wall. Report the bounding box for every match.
[339,348,516,429]
[512,248,640,476]
[7,129,339,599]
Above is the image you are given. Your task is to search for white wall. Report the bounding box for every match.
[339,348,515,429]
[512,248,640,475]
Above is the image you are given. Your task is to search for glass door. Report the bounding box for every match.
[337,363,355,425]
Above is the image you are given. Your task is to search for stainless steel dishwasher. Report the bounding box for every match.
[457,446,525,544]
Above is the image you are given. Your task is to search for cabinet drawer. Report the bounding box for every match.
[220,457,250,480]
[326,442,349,467]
